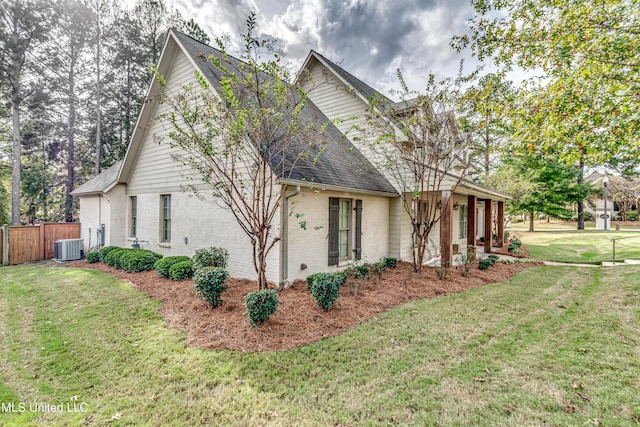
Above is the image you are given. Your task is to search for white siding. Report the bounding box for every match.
[302,59,402,190]
[77,184,127,251]
[127,49,201,194]
[285,188,390,281]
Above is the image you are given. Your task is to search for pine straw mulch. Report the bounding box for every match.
[67,256,542,353]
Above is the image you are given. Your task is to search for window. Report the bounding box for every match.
[161,195,171,242]
[339,199,351,260]
[328,198,362,265]
[130,196,137,237]
[459,204,468,238]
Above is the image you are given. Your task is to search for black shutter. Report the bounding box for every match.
[354,199,362,260]
[328,198,340,265]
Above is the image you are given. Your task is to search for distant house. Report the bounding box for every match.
[72,30,509,284]
[584,171,616,227]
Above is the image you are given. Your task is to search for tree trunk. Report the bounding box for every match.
[65,69,76,222]
[529,210,534,232]
[95,7,101,176]
[11,92,21,225]
[576,156,585,230]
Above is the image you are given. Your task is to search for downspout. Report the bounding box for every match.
[279,185,300,287]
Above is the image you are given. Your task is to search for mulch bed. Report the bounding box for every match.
[67,255,542,353]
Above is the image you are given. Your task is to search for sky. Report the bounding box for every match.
[128,0,489,99]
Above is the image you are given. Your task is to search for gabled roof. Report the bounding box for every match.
[308,50,395,107]
[116,30,396,196]
[70,160,122,196]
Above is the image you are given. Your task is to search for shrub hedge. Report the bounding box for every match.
[98,246,121,263]
[245,289,279,327]
[104,248,130,269]
[169,260,194,280]
[194,267,228,308]
[86,252,100,263]
[104,248,162,272]
[155,256,191,278]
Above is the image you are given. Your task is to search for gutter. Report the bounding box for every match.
[278,178,398,198]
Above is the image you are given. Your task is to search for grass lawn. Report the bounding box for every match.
[515,229,640,264]
[1,263,639,425]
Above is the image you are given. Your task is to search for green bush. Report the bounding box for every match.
[508,241,522,253]
[384,257,397,269]
[479,259,493,270]
[98,246,121,263]
[193,247,228,270]
[194,267,228,307]
[121,249,163,272]
[308,273,346,311]
[306,272,325,292]
[487,254,500,265]
[86,251,100,263]
[354,265,369,279]
[155,256,191,278]
[104,248,131,269]
[626,210,639,221]
[244,289,280,327]
[169,260,194,281]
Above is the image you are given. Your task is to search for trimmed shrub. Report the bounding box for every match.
[487,254,500,265]
[121,249,163,272]
[98,246,121,263]
[626,210,639,221]
[306,272,325,292]
[155,255,191,278]
[103,248,161,272]
[384,257,398,269]
[86,251,100,263]
[169,260,194,280]
[194,267,228,307]
[308,272,346,311]
[479,259,493,270]
[104,248,130,269]
[193,247,228,270]
[244,289,280,327]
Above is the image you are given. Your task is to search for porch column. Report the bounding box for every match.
[496,201,505,248]
[484,199,492,254]
[467,195,477,248]
[440,190,453,264]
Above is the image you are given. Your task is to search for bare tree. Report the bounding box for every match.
[157,15,325,290]
[355,71,472,272]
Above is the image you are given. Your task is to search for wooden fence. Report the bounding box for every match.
[0,223,81,266]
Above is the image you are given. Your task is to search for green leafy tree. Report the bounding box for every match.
[353,70,473,272]
[459,73,516,175]
[157,15,325,290]
[0,0,52,224]
[454,0,640,229]
[507,152,590,231]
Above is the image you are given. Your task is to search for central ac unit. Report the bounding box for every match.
[54,238,83,261]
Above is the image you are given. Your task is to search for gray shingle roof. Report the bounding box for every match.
[174,31,397,195]
[71,160,122,196]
